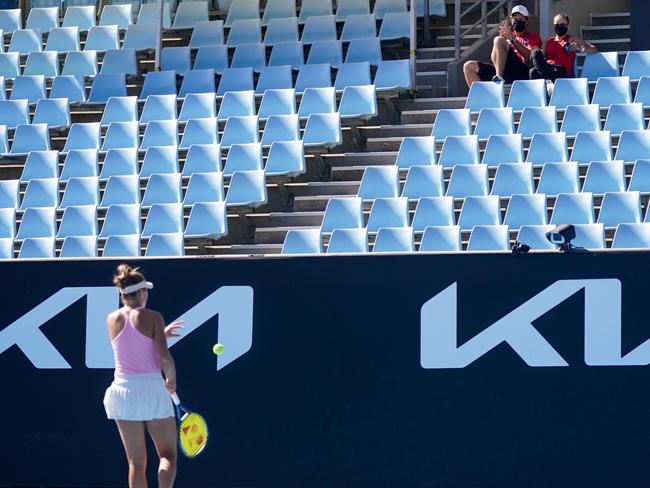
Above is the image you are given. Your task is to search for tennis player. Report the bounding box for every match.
[103,264,183,488]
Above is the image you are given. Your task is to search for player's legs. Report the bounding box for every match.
[491,36,509,78]
[146,417,178,488]
[115,420,148,488]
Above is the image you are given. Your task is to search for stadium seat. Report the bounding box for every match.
[51,75,87,104]
[629,159,650,192]
[438,135,480,167]
[100,96,138,126]
[87,73,127,104]
[102,234,140,257]
[597,191,641,227]
[592,76,632,107]
[268,41,304,70]
[503,194,548,229]
[466,225,509,251]
[220,115,259,148]
[431,108,471,139]
[301,15,336,43]
[549,77,589,109]
[0,9,20,35]
[137,3,171,28]
[517,106,558,137]
[536,162,579,195]
[258,88,296,119]
[216,67,253,97]
[101,121,139,152]
[20,177,59,209]
[8,29,42,55]
[225,0,260,27]
[99,175,141,208]
[60,149,98,181]
[612,222,650,248]
[99,5,132,29]
[264,17,299,45]
[419,225,461,252]
[18,237,56,258]
[295,63,332,93]
[63,6,96,31]
[231,43,266,72]
[24,51,59,78]
[26,7,58,32]
[182,144,222,176]
[282,228,323,254]
[100,48,137,76]
[183,173,225,206]
[507,79,547,110]
[340,13,376,41]
[59,176,99,208]
[85,25,119,52]
[622,51,650,80]
[227,19,262,46]
[516,224,556,250]
[395,136,436,170]
[378,11,411,41]
[374,0,407,19]
[298,0,332,22]
[173,0,209,29]
[458,195,501,230]
[635,77,650,107]
[45,27,80,52]
[366,197,409,233]
[614,130,650,161]
[298,87,336,119]
[99,148,138,180]
[336,0,371,21]
[193,45,229,74]
[11,75,46,104]
[0,52,20,79]
[16,207,56,239]
[140,94,177,124]
[184,201,228,239]
[334,61,372,92]
[224,170,268,207]
[401,166,444,200]
[0,99,29,128]
[490,162,534,197]
[142,174,182,207]
[179,117,220,148]
[339,85,377,120]
[162,47,191,74]
[33,98,70,128]
[550,192,594,225]
[139,146,179,178]
[604,103,645,134]
[465,81,505,112]
[142,204,184,238]
[59,235,97,257]
[0,208,15,239]
[327,228,368,253]
[223,142,263,175]
[265,140,305,177]
[474,107,514,139]
[179,93,217,122]
[256,65,293,93]
[526,132,568,164]
[373,227,414,253]
[21,150,59,182]
[140,120,178,151]
[560,104,601,136]
[302,113,342,148]
[261,114,300,146]
[122,24,156,51]
[62,51,97,78]
[569,130,612,163]
[321,196,363,233]
[0,179,19,209]
[140,71,177,100]
[56,205,98,238]
[572,223,605,249]
[99,203,141,236]
[10,124,50,155]
[445,163,489,198]
[345,38,382,66]
[61,122,101,153]
[358,166,399,201]
[482,134,524,165]
[580,51,619,80]
[189,21,225,48]
[411,196,454,232]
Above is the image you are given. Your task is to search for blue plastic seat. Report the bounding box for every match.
[281,228,322,254]
[20,150,58,183]
[517,106,557,137]
[0,9,21,35]
[258,88,296,119]
[140,94,177,124]
[62,51,97,78]
[536,162,579,195]
[220,115,258,148]
[224,0,259,27]
[261,114,300,147]
[99,148,138,180]
[20,177,59,209]
[99,175,140,207]
[474,107,514,139]
[100,48,137,76]
[184,201,228,239]
[339,85,377,120]
[225,170,267,207]
[122,24,156,51]
[373,226,414,252]
[57,205,98,239]
[0,179,20,208]
[358,166,399,200]
[24,51,59,78]
[16,207,56,239]
[298,86,336,119]
[45,27,80,53]
[192,46,229,74]
[142,203,183,238]
[491,162,533,197]
[179,117,219,148]
[261,0,296,24]
[173,0,209,29]
[526,132,568,164]
[223,142,263,175]
[401,166,444,200]
[295,63,332,93]
[298,0,332,22]
[303,112,342,148]
[482,134,523,165]
[99,203,141,236]
[139,146,179,179]
[0,208,15,239]
[0,99,29,128]
[269,41,304,70]
[26,7,58,32]
[465,81,504,112]
[216,67,254,97]
[11,75,47,104]
[373,0,407,18]
[231,43,266,72]
[182,144,222,176]
[0,125,8,154]
[142,173,182,207]
[50,75,87,104]
[8,29,42,55]
[604,103,644,134]
[217,90,255,120]
[99,4,132,29]
[140,120,178,151]
[629,159,650,192]
[378,11,411,41]
[265,140,305,177]
[327,228,368,253]
[137,3,171,28]
[334,61,371,92]
[438,135,479,167]
[431,108,471,139]
[612,222,650,248]
[226,19,262,46]
[572,223,605,249]
[597,191,641,227]
[140,71,177,101]
[256,65,293,94]
[549,78,589,109]
[264,17,299,45]
[507,79,547,110]
[340,13,376,41]
[33,98,70,128]
[419,225,461,251]
[60,149,98,181]
[161,47,191,74]
[346,38,382,66]
[467,224,509,251]
[59,176,99,208]
[615,130,650,161]
[63,122,101,152]
[85,25,119,52]
[179,93,216,122]
[580,51,619,80]
[592,76,631,107]
[102,234,140,256]
[516,224,556,250]
[301,14,336,43]
[550,192,594,225]
[87,73,127,104]
[366,197,409,233]
[189,20,225,48]
[446,163,488,198]
[0,53,20,79]
[59,235,97,257]
[18,237,55,258]
[10,124,50,156]
[395,136,436,170]
[101,121,139,152]
[178,68,216,98]
[183,172,225,206]
[411,196,454,232]
[569,130,612,163]
[320,196,363,233]
[559,104,601,136]
[306,40,342,68]
[504,193,548,229]
[623,51,650,80]
[63,6,96,31]
[458,195,501,230]
[100,96,138,126]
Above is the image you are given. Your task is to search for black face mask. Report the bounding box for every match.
[513,20,526,32]
[554,24,568,36]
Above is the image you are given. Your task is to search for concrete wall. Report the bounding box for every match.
[543,0,630,37]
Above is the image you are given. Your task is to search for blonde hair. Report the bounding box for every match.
[112,264,146,296]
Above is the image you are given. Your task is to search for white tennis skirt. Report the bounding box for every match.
[103,372,174,421]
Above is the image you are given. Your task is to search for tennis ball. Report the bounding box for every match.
[212,343,224,355]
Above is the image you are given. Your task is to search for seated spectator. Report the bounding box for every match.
[529,13,598,81]
[463,5,541,86]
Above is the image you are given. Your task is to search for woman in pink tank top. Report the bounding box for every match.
[103,264,183,488]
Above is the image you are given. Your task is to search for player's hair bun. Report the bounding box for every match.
[113,264,145,291]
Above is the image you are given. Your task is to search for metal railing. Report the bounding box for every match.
[453,0,513,59]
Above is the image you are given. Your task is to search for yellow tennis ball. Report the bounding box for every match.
[212,343,224,355]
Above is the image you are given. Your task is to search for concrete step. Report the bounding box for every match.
[586,38,631,52]
[361,124,433,144]
[435,33,483,48]
[255,225,320,245]
[432,23,498,37]
[418,45,468,60]
[581,25,630,41]
[398,96,466,111]
[416,57,454,72]
[415,70,447,87]
[590,12,630,27]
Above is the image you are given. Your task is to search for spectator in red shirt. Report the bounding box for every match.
[464,5,542,86]
[529,13,598,81]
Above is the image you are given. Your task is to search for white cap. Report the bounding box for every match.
[511,5,529,17]
[119,280,154,295]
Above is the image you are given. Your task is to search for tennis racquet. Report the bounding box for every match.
[170,392,209,458]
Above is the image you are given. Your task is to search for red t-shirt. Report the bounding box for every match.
[545,35,576,77]
[510,31,542,63]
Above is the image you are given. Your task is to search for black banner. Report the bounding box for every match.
[1,252,650,488]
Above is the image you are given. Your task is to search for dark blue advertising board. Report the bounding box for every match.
[1,252,650,487]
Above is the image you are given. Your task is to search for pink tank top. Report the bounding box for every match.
[111,307,161,375]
